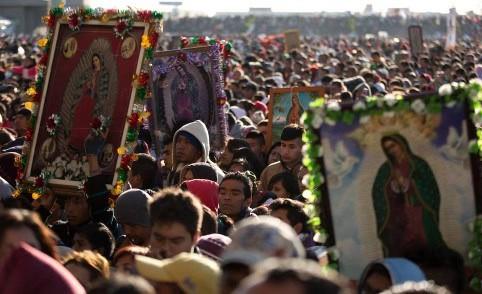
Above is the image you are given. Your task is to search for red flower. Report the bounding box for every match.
[116,21,127,33]
[47,14,56,28]
[137,73,149,86]
[39,54,49,66]
[91,117,101,129]
[120,154,132,170]
[68,14,79,28]
[16,169,24,181]
[35,177,44,188]
[149,32,159,47]
[128,112,139,128]
[199,36,207,45]
[138,10,152,22]
[46,117,56,130]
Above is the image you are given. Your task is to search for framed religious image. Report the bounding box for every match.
[24,14,157,191]
[267,86,324,148]
[408,25,424,57]
[284,29,301,52]
[303,87,482,279]
[150,45,228,155]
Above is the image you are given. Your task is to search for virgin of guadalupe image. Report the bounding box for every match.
[57,38,118,156]
[371,133,447,257]
[287,92,304,124]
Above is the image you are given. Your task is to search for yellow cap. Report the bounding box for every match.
[135,253,220,294]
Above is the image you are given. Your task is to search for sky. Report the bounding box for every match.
[84,0,481,15]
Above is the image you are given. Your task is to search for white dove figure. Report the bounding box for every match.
[439,124,468,163]
[325,141,359,188]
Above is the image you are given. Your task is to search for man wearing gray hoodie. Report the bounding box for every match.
[167,120,225,186]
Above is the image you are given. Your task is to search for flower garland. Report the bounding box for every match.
[14,5,162,201]
[468,216,482,291]
[180,36,233,60]
[302,79,482,272]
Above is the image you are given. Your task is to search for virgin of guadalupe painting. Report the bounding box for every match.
[314,98,480,279]
[268,87,323,147]
[25,21,148,187]
[59,39,118,154]
[151,46,227,154]
[372,133,447,257]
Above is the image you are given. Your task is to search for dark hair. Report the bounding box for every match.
[358,263,391,293]
[269,199,309,232]
[63,251,110,282]
[91,53,102,70]
[232,147,265,178]
[131,153,158,190]
[227,138,250,153]
[201,205,218,236]
[281,124,304,141]
[243,259,349,294]
[0,128,14,146]
[150,188,203,238]
[76,223,115,259]
[88,272,155,294]
[220,172,253,199]
[0,209,58,260]
[268,172,301,198]
[252,205,270,216]
[246,130,265,146]
[267,141,282,162]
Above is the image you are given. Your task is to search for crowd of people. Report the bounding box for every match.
[164,14,481,38]
[0,11,481,294]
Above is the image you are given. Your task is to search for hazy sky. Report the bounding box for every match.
[85,0,481,15]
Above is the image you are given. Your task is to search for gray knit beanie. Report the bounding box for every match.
[114,189,152,227]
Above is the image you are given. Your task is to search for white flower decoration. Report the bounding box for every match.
[326,101,341,112]
[302,175,310,188]
[302,145,309,154]
[438,84,453,96]
[311,113,324,129]
[302,189,313,200]
[411,99,426,114]
[469,78,482,87]
[360,115,370,124]
[353,100,366,111]
[384,94,398,107]
[451,81,460,89]
[314,231,328,243]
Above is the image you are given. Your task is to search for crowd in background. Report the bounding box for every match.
[0,12,481,294]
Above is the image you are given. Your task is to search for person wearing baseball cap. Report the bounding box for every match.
[135,252,220,294]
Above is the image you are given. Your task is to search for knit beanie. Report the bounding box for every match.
[114,189,152,227]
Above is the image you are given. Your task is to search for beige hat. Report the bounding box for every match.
[136,253,220,294]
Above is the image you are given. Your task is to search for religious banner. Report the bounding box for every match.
[284,29,301,52]
[267,86,324,148]
[408,25,424,57]
[302,82,482,279]
[19,8,162,197]
[150,44,228,154]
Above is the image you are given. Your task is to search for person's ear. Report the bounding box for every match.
[293,223,303,235]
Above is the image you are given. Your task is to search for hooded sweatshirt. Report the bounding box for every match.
[169,120,224,185]
[358,257,426,293]
[183,179,219,214]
